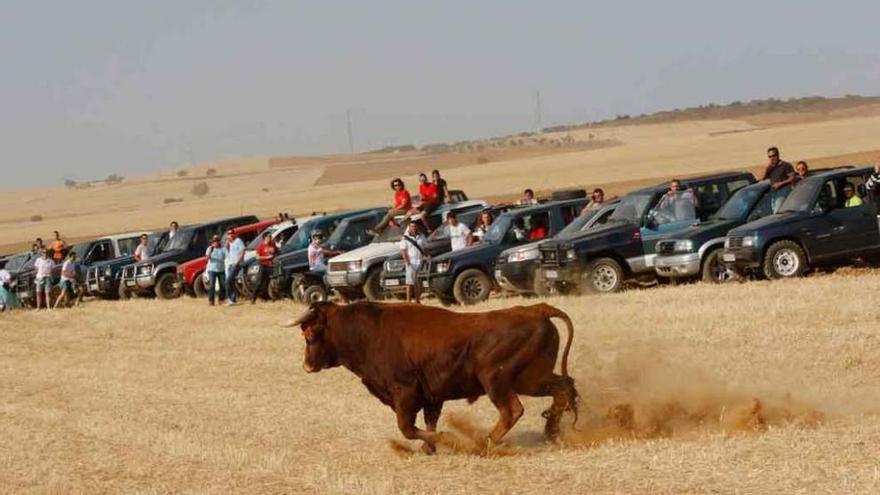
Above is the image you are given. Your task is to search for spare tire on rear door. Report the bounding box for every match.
[551,189,587,201]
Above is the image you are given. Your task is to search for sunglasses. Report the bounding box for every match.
[768,154,779,159]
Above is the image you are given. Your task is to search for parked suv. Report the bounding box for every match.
[120,215,258,299]
[177,219,277,298]
[86,232,165,299]
[267,208,386,300]
[722,166,880,279]
[422,198,587,305]
[496,200,618,296]
[327,200,488,301]
[538,172,755,294]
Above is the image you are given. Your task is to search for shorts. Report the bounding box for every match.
[35,278,52,293]
[405,262,421,285]
[59,279,77,296]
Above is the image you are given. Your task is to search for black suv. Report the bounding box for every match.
[266,208,386,300]
[723,166,880,279]
[495,200,618,296]
[538,172,755,293]
[87,232,167,299]
[120,215,258,299]
[422,198,587,305]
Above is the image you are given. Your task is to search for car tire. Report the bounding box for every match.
[363,267,384,301]
[192,274,207,298]
[551,189,587,201]
[533,268,555,297]
[453,268,492,305]
[301,284,328,304]
[701,249,735,284]
[155,272,181,300]
[762,240,807,279]
[289,275,304,302]
[583,257,624,293]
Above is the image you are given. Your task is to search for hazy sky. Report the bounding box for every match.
[2,0,879,187]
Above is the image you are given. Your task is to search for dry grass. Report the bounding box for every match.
[4,111,880,254]
[3,273,880,493]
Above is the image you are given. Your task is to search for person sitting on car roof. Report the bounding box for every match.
[372,178,412,234]
[415,173,440,232]
[432,169,450,204]
[843,182,863,208]
[516,188,538,206]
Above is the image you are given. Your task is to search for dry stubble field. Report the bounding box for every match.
[3,273,880,494]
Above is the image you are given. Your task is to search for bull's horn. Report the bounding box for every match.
[281,307,317,328]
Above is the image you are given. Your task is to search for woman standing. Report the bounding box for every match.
[472,209,495,242]
[205,235,227,306]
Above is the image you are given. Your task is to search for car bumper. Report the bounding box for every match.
[538,264,580,286]
[720,247,762,270]
[88,277,116,295]
[654,253,701,278]
[424,273,454,296]
[121,274,156,290]
[381,272,407,292]
[326,270,365,288]
[495,262,534,292]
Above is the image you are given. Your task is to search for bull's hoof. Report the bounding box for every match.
[421,442,437,455]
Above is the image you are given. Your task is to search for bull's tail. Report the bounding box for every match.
[539,304,575,378]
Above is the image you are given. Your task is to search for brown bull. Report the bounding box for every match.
[284,301,579,453]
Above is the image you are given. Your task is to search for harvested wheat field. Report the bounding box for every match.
[3,273,880,493]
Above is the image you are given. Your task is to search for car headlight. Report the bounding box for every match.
[508,249,539,263]
[104,267,112,276]
[565,248,576,261]
[742,235,758,248]
[347,260,363,272]
[137,264,153,275]
[248,264,260,274]
[673,240,695,253]
[385,259,405,272]
[434,260,450,273]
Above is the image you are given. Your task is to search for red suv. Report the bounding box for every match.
[177,219,277,297]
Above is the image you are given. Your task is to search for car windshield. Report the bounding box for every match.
[161,229,195,252]
[557,210,598,237]
[247,227,272,250]
[608,194,653,224]
[5,253,30,272]
[484,216,512,244]
[285,222,317,250]
[778,178,822,212]
[714,184,766,220]
[375,221,408,242]
[71,243,91,260]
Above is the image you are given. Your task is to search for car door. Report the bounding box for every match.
[640,193,697,263]
[825,173,879,254]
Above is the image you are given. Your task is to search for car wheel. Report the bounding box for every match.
[192,274,207,298]
[437,295,456,307]
[289,275,304,302]
[301,284,328,304]
[533,268,555,297]
[583,257,624,293]
[763,240,807,279]
[701,249,735,284]
[154,272,181,299]
[453,268,492,305]
[363,267,385,301]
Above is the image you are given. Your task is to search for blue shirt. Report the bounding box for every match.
[205,246,227,273]
[226,238,246,267]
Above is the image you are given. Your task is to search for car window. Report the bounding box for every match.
[559,206,579,226]
[696,184,724,219]
[833,174,868,210]
[726,179,752,196]
[502,212,550,243]
[117,236,140,257]
[87,241,113,263]
[746,190,774,222]
[331,219,371,248]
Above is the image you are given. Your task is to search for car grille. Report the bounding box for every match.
[86,267,98,285]
[326,272,347,286]
[328,261,349,272]
[656,241,676,256]
[15,273,32,295]
[540,246,564,266]
[122,265,135,280]
[727,236,744,249]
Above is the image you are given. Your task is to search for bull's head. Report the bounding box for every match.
[283,302,338,373]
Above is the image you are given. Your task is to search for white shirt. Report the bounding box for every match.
[447,223,471,251]
[398,233,426,267]
[34,257,54,280]
[0,269,10,285]
[226,238,246,267]
[60,260,77,282]
[134,243,151,261]
[307,242,326,271]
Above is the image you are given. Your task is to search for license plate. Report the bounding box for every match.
[125,280,135,287]
[494,270,502,279]
[88,284,98,291]
[544,269,558,279]
[384,279,400,287]
[722,253,735,262]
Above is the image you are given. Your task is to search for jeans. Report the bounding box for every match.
[225,264,241,303]
[206,270,226,304]
[252,265,271,303]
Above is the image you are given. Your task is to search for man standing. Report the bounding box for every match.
[763,147,795,212]
[251,232,277,304]
[168,221,180,242]
[399,221,426,303]
[225,229,246,305]
[33,249,54,311]
[50,231,66,262]
[655,179,698,223]
[432,169,450,204]
[445,210,472,251]
[372,178,412,234]
[134,234,151,262]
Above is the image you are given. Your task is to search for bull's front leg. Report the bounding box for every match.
[393,388,438,454]
[420,402,444,454]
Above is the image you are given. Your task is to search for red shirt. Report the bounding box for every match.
[419,183,439,205]
[528,227,547,241]
[256,242,277,267]
[395,189,412,210]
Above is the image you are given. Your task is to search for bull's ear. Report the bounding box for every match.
[281,306,318,329]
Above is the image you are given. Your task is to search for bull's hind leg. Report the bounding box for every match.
[420,402,444,454]
[537,374,579,441]
[480,375,525,447]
